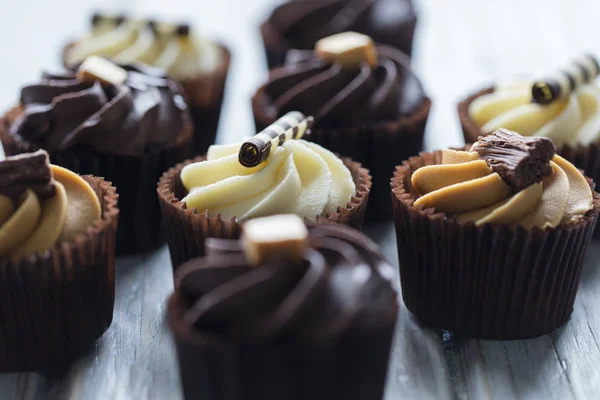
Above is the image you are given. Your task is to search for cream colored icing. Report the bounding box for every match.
[469,82,600,146]
[66,19,222,80]
[411,150,593,229]
[180,139,356,220]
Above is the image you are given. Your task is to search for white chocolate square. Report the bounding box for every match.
[77,56,128,86]
[315,31,378,69]
[242,214,309,266]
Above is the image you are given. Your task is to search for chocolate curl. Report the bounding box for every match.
[238,112,313,168]
[532,53,600,104]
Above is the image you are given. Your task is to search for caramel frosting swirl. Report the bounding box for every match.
[0,151,101,258]
[175,223,398,343]
[411,140,593,229]
[65,17,222,81]
[180,139,356,220]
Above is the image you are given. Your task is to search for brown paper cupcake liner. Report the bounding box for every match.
[0,109,192,254]
[253,94,431,221]
[459,86,600,235]
[391,151,600,339]
[158,155,372,270]
[0,176,118,371]
[62,42,231,157]
[167,292,394,400]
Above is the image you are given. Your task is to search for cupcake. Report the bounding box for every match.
[0,56,192,253]
[260,0,417,68]
[253,31,430,220]
[168,214,398,400]
[63,13,230,155]
[458,53,600,186]
[158,111,372,269]
[391,128,600,339]
[0,150,118,371]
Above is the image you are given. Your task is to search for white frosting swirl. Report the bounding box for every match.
[66,19,222,80]
[180,140,356,220]
[469,82,600,146]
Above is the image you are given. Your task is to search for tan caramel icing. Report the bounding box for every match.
[411,150,593,229]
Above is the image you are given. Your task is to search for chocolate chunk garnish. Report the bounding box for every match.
[0,150,56,201]
[472,128,555,192]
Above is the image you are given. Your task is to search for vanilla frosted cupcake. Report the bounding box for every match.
[158,112,371,269]
[0,150,118,370]
[391,129,600,339]
[64,13,230,155]
[459,54,600,185]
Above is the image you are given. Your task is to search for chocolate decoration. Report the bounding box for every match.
[532,54,600,104]
[238,111,313,168]
[175,24,191,37]
[472,128,555,192]
[0,150,55,201]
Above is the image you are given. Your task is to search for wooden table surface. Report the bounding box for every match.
[2,0,600,399]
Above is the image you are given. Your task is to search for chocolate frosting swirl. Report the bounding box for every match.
[175,224,398,344]
[9,63,189,156]
[265,0,416,57]
[258,45,425,128]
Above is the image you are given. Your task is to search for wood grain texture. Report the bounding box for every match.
[1,0,600,399]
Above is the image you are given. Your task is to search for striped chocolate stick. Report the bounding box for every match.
[532,54,600,104]
[238,112,314,168]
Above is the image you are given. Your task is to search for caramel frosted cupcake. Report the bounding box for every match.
[0,150,118,371]
[391,129,600,339]
[0,57,192,253]
[63,13,230,155]
[459,54,600,187]
[168,214,398,400]
[158,112,371,269]
[253,32,430,220]
[260,0,417,68]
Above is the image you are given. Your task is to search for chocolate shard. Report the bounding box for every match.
[472,128,555,192]
[0,150,56,201]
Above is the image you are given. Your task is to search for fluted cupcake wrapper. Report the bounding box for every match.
[157,155,372,271]
[0,110,193,254]
[0,176,118,371]
[62,42,231,157]
[168,292,394,400]
[391,151,600,339]
[253,95,431,221]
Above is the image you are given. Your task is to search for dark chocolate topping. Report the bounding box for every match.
[260,45,425,127]
[265,0,416,57]
[472,128,556,192]
[175,224,397,344]
[9,63,190,157]
[0,150,55,201]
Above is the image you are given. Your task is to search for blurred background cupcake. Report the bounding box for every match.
[158,111,371,269]
[168,214,398,400]
[0,150,118,371]
[0,57,193,253]
[391,129,600,339]
[260,0,418,69]
[458,53,600,187]
[253,31,430,220]
[63,13,231,156]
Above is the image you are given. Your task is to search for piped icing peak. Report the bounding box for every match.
[175,221,398,343]
[179,112,355,220]
[411,130,593,229]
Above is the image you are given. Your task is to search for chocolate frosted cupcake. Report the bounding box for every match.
[63,13,230,155]
[253,32,430,220]
[0,57,192,253]
[168,214,398,400]
[391,129,600,339]
[261,0,417,68]
[158,112,371,269]
[0,150,118,371]
[458,54,600,188]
